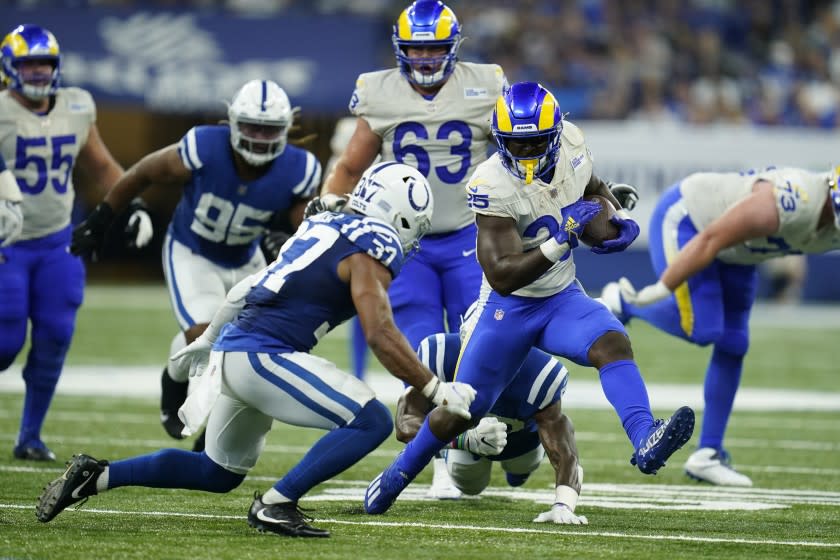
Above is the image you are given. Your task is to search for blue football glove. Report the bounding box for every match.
[555,199,602,253]
[591,215,640,254]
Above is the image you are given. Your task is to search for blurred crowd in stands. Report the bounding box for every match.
[9,0,840,127]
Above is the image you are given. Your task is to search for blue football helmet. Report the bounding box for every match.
[392,0,462,88]
[0,24,62,100]
[491,82,564,184]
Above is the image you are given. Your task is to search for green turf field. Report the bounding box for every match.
[1,285,838,559]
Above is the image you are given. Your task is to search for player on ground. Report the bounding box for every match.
[398,330,588,524]
[70,79,320,451]
[601,165,840,486]
[365,81,695,515]
[317,0,506,499]
[0,24,151,461]
[36,162,477,537]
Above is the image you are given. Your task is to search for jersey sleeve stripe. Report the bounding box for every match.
[292,153,322,196]
[536,365,569,410]
[178,128,203,171]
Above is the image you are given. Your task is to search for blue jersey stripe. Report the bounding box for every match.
[268,353,363,416]
[165,234,196,328]
[261,80,267,111]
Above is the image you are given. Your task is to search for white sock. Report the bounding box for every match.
[96,467,110,492]
[261,487,292,505]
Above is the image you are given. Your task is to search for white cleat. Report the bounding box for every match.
[684,447,753,487]
[426,457,462,500]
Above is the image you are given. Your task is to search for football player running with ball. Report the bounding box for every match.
[365,82,695,516]
[601,165,840,487]
[36,163,477,538]
[71,80,320,452]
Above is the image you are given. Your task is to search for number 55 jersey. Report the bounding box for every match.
[0,87,94,240]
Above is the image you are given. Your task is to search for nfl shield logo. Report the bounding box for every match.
[494,309,505,320]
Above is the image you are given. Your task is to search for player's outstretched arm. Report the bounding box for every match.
[321,118,382,196]
[344,253,475,419]
[75,124,124,201]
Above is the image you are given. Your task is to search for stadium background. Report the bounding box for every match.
[4,0,840,298]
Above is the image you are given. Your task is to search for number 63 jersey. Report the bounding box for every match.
[350,62,505,234]
[0,87,95,241]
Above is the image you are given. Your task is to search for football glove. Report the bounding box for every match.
[169,334,213,379]
[0,200,23,247]
[533,503,589,525]
[608,182,639,211]
[590,215,640,254]
[71,201,116,259]
[124,198,154,250]
[458,417,508,456]
[422,377,477,420]
[303,193,348,218]
[618,276,671,307]
[540,199,602,262]
[260,230,291,261]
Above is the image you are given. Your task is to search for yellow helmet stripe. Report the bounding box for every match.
[538,91,557,131]
[2,33,29,57]
[435,6,456,39]
[495,96,513,133]
[397,10,412,39]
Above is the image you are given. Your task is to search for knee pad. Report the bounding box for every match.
[198,451,246,493]
[715,329,749,357]
[446,449,490,495]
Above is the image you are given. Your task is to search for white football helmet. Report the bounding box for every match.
[348,162,434,254]
[227,79,293,166]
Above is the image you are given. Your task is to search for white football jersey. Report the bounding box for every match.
[350,62,506,234]
[680,168,840,264]
[466,121,594,297]
[0,88,95,240]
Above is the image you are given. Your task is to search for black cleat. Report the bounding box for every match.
[160,367,188,439]
[247,492,330,538]
[36,454,108,522]
[14,443,56,462]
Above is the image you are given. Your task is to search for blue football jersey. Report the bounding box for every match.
[214,212,404,354]
[169,125,321,267]
[418,333,568,435]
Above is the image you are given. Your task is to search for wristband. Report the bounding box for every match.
[421,377,441,400]
[616,209,631,220]
[554,485,579,512]
[539,237,569,263]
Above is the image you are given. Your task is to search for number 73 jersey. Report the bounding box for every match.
[350,62,506,234]
[0,88,95,240]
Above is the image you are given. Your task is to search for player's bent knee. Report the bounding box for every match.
[587,330,633,366]
[199,452,246,493]
[714,330,750,357]
[350,399,394,443]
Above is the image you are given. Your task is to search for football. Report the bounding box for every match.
[579,194,619,247]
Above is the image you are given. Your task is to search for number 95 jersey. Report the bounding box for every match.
[350,62,505,234]
[0,87,95,241]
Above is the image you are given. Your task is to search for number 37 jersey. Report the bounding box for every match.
[170,125,321,268]
[350,62,505,233]
[0,88,95,240]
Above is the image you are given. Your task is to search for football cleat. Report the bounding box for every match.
[505,471,531,487]
[684,447,753,487]
[247,492,329,538]
[365,456,416,514]
[426,456,461,499]
[598,281,630,325]
[631,406,695,475]
[160,368,188,440]
[36,454,108,522]
[13,441,56,462]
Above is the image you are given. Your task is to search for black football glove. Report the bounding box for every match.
[608,182,639,211]
[71,202,116,259]
[260,230,291,261]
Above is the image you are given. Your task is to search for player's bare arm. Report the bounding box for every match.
[534,404,581,491]
[74,124,123,200]
[476,214,555,296]
[103,145,191,214]
[584,173,622,210]
[660,181,779,290]
[321,118,382,196]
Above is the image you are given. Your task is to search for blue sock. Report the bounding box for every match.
[108,449,244,493]
[699,347,743,450]
[19,350,63,446]
[351,317,368,379]
[274,400,393,501]
[599,360,654,447]
[395,416,448,479]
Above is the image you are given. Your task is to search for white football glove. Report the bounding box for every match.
[533,503,589,525]
[462,417,508,456]
[303,193,348,218]
[0,200,23,247]
[422,378,477,420]
[126,206,154,249]
[618,276,671,307]
[169,334,213,379]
